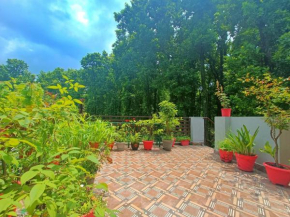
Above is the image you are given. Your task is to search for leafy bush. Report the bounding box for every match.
[158,101,180,138]
[176,136,191,141]
[0,77,116,216]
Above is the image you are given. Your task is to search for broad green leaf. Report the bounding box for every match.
[68,150,81,154]
[18,118,31,128]
[95,183,108,191]
[0,199,13,212]
[13,114,25,120]
[21,171,38,184]
[31,165,44,171]
[47,86,59,90]
[7,138,20,146]
[61,154,69,161]
[42,170,55,180]
[95,207,105,217]
[6,211,17,216]
[86,155,99,164]
[30,184,46,205]
[73,99,83,104]
[47,201,57,217]
[44,181,57,189]
[62,75,69,80]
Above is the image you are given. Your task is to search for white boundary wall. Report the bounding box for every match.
[190,117,204,143]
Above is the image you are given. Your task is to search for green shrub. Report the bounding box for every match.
[218,138,233,151]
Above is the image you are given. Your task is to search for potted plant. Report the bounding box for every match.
[176,135,191,146]
[244,73,290,186]
[86,120,106,149]
[137,114,160,150]
[227,125,259,172]
[158,101,180,151]
[114,130,126,151]
[215,81,231,117]
[130,132,141,150]
[104,124,115,150]
[218,138,234,163]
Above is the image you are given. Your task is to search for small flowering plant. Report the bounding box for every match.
[215,81,230,108]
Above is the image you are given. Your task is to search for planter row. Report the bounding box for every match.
[219,149,290,187]
[90,139,192,152]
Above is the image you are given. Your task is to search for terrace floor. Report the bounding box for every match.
[95,145,290,217]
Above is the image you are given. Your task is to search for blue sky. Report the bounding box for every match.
[0,0,129,73]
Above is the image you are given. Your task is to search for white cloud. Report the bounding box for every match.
[70,4,89,26]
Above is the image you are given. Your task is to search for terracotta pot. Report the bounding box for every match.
[221,108,231,117]
[89,142,99,149]
[172,138,176,147]
[143,140,153,150]
[131,142,139,150]
[235,153,257,172]
[163,140,172,151]
[264,162,290,187]
[180,140,190,146]
[219,149,233,163]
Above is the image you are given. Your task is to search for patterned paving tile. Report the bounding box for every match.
[95,145,290,216]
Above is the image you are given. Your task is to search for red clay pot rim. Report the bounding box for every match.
[263,162,290,172]
[219,149,233,153]
[235,153,258,157]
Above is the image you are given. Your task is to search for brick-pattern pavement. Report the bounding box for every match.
[95,145,290,217]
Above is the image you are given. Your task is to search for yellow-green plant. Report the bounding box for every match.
[243,73,290,165]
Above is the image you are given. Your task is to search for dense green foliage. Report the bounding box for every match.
[1,0,289,118]
[0,78,116,216]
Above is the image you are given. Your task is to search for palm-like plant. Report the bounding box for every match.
[227,125,259,156]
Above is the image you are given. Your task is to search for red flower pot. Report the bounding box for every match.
[180,140,190,146]
[235,153,257,172]
[82,210,95,217]
[172,138,176,147]
[89,142,99,149]
[221,108,231,117]
[219,149,233,163]
[264,162,290,187]
[107,142,114,150]
[143,141,153,150]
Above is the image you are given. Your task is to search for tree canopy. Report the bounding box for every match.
[1,0,289,118]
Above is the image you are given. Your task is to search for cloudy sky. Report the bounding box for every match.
[0,0,129,73]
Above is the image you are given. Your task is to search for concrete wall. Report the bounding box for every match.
[215,117,290,166]
[280,128,290,166]
[190,117,204,143]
